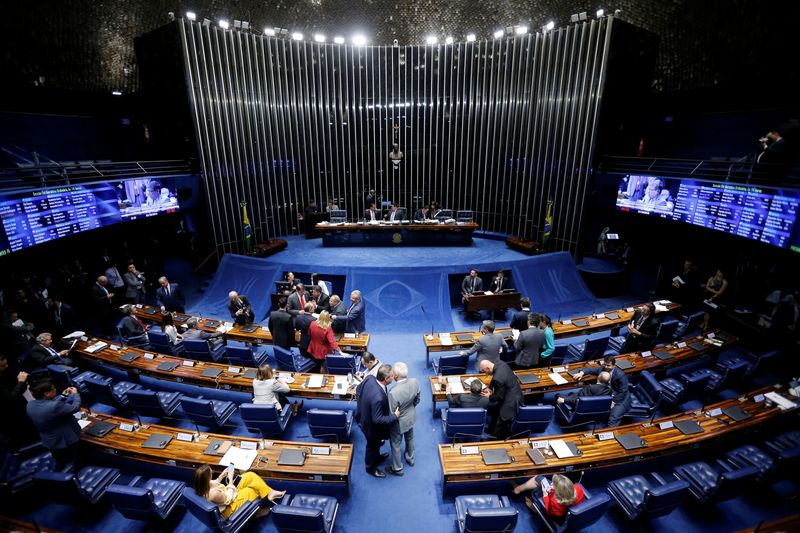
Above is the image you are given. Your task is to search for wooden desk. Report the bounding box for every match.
[74,340,357,401]
[423,301,682,366]
[316,222,480,247]
[464,292,521,313]
[80,412,353,486]
[130,306,370,353]
[429,330,736,410]
[438,385,796,490]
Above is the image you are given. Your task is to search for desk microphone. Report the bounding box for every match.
[420,305,434,336]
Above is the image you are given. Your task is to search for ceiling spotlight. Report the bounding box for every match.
[445,36,454,45]
[314,33,326,43]
[185,11,196,21]
[515,25,528,35]
[466,33,476,42]
[352,34,367,46]
[425,35,438,45]
[596,9,605,18]
[493,29,504,39]
[291,32,303,40]
[334,36,345,44]
[543,21,555,31]
[218,20,229,30]
[111,90,123,96]
[264,27,276,36]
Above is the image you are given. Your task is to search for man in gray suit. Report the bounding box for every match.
[386,362,420,476]
[513,312,545,368]
[460,320,506,370]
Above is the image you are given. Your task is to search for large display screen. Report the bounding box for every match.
[616,175,800,252]
[0,177,181,257]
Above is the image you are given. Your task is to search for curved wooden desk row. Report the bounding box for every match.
[74,339,357,401]
[129,305,370,352]
[423,300,682,365]
[438,384,797,486]
[429,330,736,403]
[80,411,353,485]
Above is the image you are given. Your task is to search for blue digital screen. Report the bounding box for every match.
[616,175,800,252]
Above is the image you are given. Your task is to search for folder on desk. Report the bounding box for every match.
[144,307,159,315]
[142,434,173,449]
[157,361,180,372]
[455,334,474,342]
[120,352,140,363]
[201,367,223,378]
[85,420,116,438]
[239,325,258,333]
[653,350,674,361]
[714,331,734,343]
[673,419,703,435]
[277,449,307,466]
[527,448,546,465]
[204,439,233,456]
[305,376,326,389]
[517,374,541,385]
[605,312,620,320]
[481,449,512,465]
[174,314,190,323]
[616,433,647,450]
[615,359,635,371]
[243,369,257,379]
[722,406,752,422]
[572,319,589,327]
[687,341,707,352]
[204,320,221,328]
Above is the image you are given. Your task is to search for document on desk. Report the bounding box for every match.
[548,372,568,385]
[219,447,258,471]
[307,375,324,389]
[439,333,453,346]
[549,439,575,459]
[764,392,797,411]
[448,381,465,394]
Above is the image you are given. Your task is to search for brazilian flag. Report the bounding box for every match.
[241,201,253,253]
[542,200,553,246]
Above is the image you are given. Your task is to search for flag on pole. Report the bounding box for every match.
[542,200,553,246]
[241,201,253,253]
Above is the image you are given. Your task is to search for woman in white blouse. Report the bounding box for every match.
[161,312,182,344]
[252,364,302,414]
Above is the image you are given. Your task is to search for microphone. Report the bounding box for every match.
[133,411,148,431]
[504,429,532,446]
[420,305,434,336]
[313,433,342,450]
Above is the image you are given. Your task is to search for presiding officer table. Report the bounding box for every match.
[316,221,480,246]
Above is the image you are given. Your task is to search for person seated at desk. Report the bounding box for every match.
[385,202,404,222]
[333,290,366,334]
[364,202,380,221]
[253,363,301,415]
[325,199,339,213]
[120,304,149,341]
[287,283,311,318]
[228,291,255,325]
[429,201,441,218]
[354,351,382,383]
[192,465,284,519]
[555,371,612,408]
[513,313,545,369]
[490,270,510,292]
[181,316,224,346]
[460,320,505,367]
[621,302,660,353]
[310,285,330,312]
[461,268,483,315]
[513,474,585,521]
[413,206,430,221]
[446,379,490,409]
[570,355,630,427]
[702,268,729,331]
[284,272,302,289]
[28,332,74,371]
[161,311,182,344]
[268,297,295,349]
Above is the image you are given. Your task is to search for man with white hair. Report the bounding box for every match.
[332,290,365,334]
[28,332,74,371]
[386,362,420,476]
[227,291,254,325]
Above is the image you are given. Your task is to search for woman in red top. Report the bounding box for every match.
[513,474,585,521]
[307,311,340,372]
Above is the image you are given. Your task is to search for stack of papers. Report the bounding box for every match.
[764,392,797,411]
[549,439,575,458]
[85,341,108,354]
[548,373,568,385]
[448,381,465,394]
[439,333,453,346]
[307,375,324,388]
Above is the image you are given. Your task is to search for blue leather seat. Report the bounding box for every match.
[240,403,292,436]
[530,484,610,532]
[672,460,759,503]
[606,334,627,354]
[180,396,237,429]
[182,486,261,532]
[0,444,57,494]
[117,320,149,348]
[274,346,316,373]
[307,409,354,441]
[34,465,121,505]
[82,376,141,408]
[183,337,226,363]
[555,395,612,429]
[271,493,339,533]
[226,345,269,368]
[607,472,689,521]
[106,476,186,521]
[675,311,704,337]
[564,337,609,364]
[655,318,680,343]
[741,349,778,374]
[454,494,518,533]
[725,445,776,480]
[658,371,711,405]
[148,330,186,356]
[325,353,359,375]
[47,365,102,395]
[432,354,469,376]
[709,357,751,389]
[626,371,664,419]
[763,431,800,473]
[126,389,182,419]
[441,408,486,442]
[546,345,569,366]
[510,405,554,437]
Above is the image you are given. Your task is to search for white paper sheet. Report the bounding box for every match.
[548,373,568,385]
[219,447,258,471]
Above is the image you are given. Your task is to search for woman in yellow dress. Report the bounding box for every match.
[192,465,285,518]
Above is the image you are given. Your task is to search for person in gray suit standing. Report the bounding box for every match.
[386,362,420,476]
[460,320,506,370]
[514,312,546,368]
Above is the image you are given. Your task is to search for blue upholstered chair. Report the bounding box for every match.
[764,430,800,469]
[239,403,292,437]
[0,444,57,494]
[182,486,261,532]
[226,345,269,368]
[564,337,609,364]
[34,465,121,505]
[725,445,777,481]
[625,371,664,419]
[454,494,519,533]
[126,389,182,419]
[148,330,186,356]
[46,365,102,395]
[530,484,610,532]
[607,472,690,521]
[655,318,680,343]
[658,371,711,405]
[432,354,469,376]
[81,376,141,408]
[741,349,778,374]
[183,337,226,363]
[509,405,554,437]
[271,493,339,533]
[325,353,359,375]
[672,460,759,504]
[117,320,149,348]
[274,346,316,373]
[675,311,704,338]
[106,477,186,521]
[180,396,237,430]
[307,409,354,441]
[441,408,487,442]
[555,395,612,429]
[546,345,569,366]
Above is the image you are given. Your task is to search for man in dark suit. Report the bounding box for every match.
[510,297,532,331]
[45,295,76,341]
[268,297,295,349]
[621,302,660,353]
[294,302,317,369]
[490,270,510,292]
[334,290,366,334]
[460,320,505,368]
[479,359,522,439]
[572,356,630,427]
[413,206,430,221]
[329,294,347,334]
[28,332,74,372]
[461,268,483,315]
[89,275,116,334]
[310,286,330,312]
[156,276,186,313]
[287,283,311,317]
[355,364,400,478]
[385,203,404,222]
[446,379,490,409]
[227,291,254,325]
[27,380,82,468]
[364,202,380,222]
[119,305,148,341]
[513,313,545,368]
[556,371,612,409]
[0,355,37,451]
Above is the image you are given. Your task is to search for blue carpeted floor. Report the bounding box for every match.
[15,239,798,532]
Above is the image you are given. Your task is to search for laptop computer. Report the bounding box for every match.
[204,320,221,328]
[85,420,116,438]
[722,406,752,422]
[572,319,590,328]
[277,449,307,466]
[201,367,223,378]
[616,433,647,450]
[615,359,635,371]
[605,312,620,320]
[714,331,735,343]
[157,361,180,372]
[481,449,512,466]
[243,368,258,379]
[653,350,674,361]
[673,419,703,435]
[517,374,541,385]
[455,334,474,342]
[173,314,190,323]
[141,434,173,449]
[688,341,707,352]
[239,325,258,333]
[120,352,140,363]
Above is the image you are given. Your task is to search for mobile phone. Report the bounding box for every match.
[227,463,235,475]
